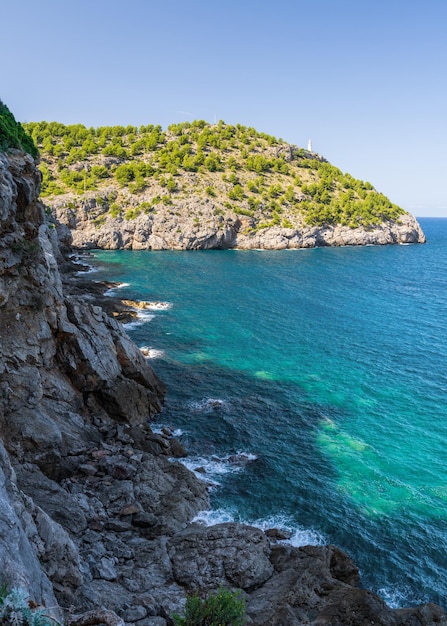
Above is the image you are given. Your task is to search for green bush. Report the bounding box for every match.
[115,163,136,185]
[109,203,121,218]
[166,176,177,192]
[247,179,258,193]
[0,101,37,157]
[124,207,141,220]
[228,184,244,201]
[173,587,246,626]
[234,207,254,217]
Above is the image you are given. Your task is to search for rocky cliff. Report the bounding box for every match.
[0,149,444,626]
[52,197,425,251]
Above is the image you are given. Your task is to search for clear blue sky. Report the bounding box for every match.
[3,0,446,216]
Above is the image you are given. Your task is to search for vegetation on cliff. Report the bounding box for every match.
[0,587,57,626]
[0,101,37,157]
[173,588,246,626]
[24,119,405,230]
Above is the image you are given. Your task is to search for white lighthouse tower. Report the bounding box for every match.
[307,139,312,152]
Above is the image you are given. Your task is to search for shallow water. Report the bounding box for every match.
[90,217,447,608]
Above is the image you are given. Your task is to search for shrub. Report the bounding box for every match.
[109,203,121,218]
[102,143,128,158]
[91,165,109,179]
[0,586,59,626]
[204,154,222,172]
[228,184,244,201]
[247,196,261,210]
[124,207,141,220]
[0,101,37,157]
[166,176,177,192]
[115,163,136,185]
[234,207,254,217]
[173,587,246,626]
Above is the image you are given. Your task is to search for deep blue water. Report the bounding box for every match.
[89,217,447,609]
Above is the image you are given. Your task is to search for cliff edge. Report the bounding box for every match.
[53,198,425,251]
[0,149,443,625]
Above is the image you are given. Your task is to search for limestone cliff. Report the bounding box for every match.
[0,149,444,626]
[52,197,425,251]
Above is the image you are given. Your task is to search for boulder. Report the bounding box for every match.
[168,523,273,591]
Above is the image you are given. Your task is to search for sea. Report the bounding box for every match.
[86,217,447,609]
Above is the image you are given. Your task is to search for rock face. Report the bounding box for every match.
[0,150,444,626]
[51,198,426,250]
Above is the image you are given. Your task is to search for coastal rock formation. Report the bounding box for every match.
[0,149,443,626]
[52,199,425,250]
[28,118,427,254]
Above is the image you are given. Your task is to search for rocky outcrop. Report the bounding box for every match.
[0,150,443,626]
[51,197,425,250]
[236,213,426,249]
[0,150,182,613]
[168,523,274,592]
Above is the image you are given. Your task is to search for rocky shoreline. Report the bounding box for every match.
[0,150,444,625]
[51,198,426,251]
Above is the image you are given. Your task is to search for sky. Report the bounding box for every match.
[2,0,446,216]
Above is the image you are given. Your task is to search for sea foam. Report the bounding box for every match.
[188,397,231,413]
[140,301,172,311]
[104,282,130,296]
[76,264,98,275]
[175,451,257,489]
[377,585,423,609]
[140,346,166,359]
[193,509,324,547]
[123,310,155,329]
[151,425,185,438]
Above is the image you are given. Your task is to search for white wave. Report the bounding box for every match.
[176,456,240,478]
[104,282,130,296]
[174,451,257,492]
[376,585,420,609]
[248,514,325,547]
[123,310,155,329]
[177,451,256,477]
[151,425,185,438]
[193,509,236,525]
[220,451,258,463]
[69,253,92,265]
[123,300,172,311]
[188,397,231,413]
[192,509,325,547]
[140,301,172,311]
[76,264,98,275]
[287,526,325,547]
[140,346,166,359]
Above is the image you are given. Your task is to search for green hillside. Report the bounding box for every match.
[24,119,404,229]
[0,101,37,157]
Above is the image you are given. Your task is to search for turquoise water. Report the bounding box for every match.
[89,218,447,608]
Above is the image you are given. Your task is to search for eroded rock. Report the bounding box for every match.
[168,523,274,591]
